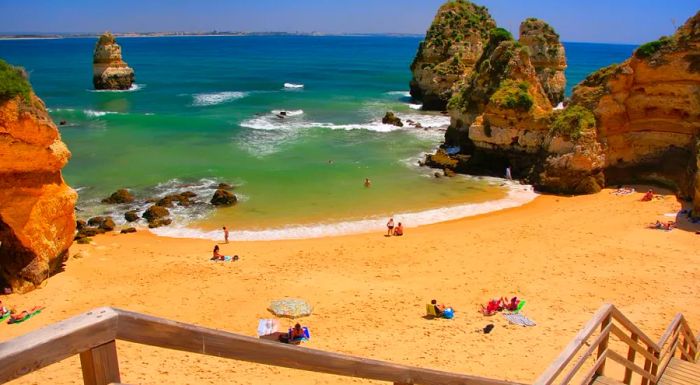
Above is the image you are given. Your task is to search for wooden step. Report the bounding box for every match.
[592,375,626,385]
[659,358,700,385]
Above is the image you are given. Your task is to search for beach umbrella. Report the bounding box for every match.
[268,298,313,319]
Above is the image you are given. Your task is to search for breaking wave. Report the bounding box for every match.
[192,91,248,106]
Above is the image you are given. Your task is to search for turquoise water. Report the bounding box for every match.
[0,37,635,239]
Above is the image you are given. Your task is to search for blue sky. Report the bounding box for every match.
[0,0,697,44]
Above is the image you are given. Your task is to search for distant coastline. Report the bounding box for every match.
[0,31,425,40]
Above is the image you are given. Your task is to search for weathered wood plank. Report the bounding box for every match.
[0,307,119,384]
[609,325,658,364]
[606,350,655,382]
[578,350,608,385]
[80,341,121,385]
[558,323,613,385]
[595,314,612,377]
[623,332,638,385]
[609,308,659,351]
[534,304,614,385]
[114,308,523,385]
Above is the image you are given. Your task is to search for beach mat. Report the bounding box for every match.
[503,313,536,327]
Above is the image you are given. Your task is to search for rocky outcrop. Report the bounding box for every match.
[426,7,700,204]
[211,189,237,206]
[93,32,134,90]
[409,0,496,110]
[519,18,567,106]
[0,60,77,292]
[382,112,403,127]
[101,188,134,204]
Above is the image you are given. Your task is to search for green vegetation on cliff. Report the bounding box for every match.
[489,80,533,111]
[423,0,494,48]
[634,36,673,59]
[549,105,596,140]
[97,32,116,46]
[0,59,31,103]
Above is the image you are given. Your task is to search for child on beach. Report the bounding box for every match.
[212,245,224,261]
[223,226,229,243]
[386,218,394,236]
[641,189,654,201]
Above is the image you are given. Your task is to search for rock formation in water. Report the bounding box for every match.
[409,0,496,110]
[424,6,700,214]
[93,32,134,90]
[519,18,567,106]
[0,60,77,292]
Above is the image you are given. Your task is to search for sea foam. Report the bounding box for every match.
[192,91,248,106]
[283,83,304,89]
[150,181,538,241]
[89,84,144,93]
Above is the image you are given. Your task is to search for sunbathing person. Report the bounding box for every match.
[480,298,503,316]
[641,189,654,202]
[502,296,520,312]
[10,310,29,322]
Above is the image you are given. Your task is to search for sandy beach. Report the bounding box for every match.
[1,187,699,385]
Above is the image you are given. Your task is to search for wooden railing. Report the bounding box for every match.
[0,307,524,385]
[534,304,698,385]
[0,305,696,385]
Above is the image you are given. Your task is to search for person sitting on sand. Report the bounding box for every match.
[290,323,305,340]
[393,222,404,236]
[212,245,225,261]
[431,299,446,317]
[641,189,654,202]
[502,296,520,311]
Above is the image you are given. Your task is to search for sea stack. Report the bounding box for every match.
[518,18,567,106]
[409,0,496,110]
[0,60,77,292]
[92,32,134,90]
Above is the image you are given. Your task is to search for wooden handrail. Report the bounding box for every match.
[0,307,524,385]
[0,304,696,385]
[0,307,118,383]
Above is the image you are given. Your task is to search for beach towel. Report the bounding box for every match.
[212,255,239,262]
[0,309,10,322]
[503,313,536,327]
[7,307,44,325]
[257,318,280,337]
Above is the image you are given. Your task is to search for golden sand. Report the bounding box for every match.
[2,187,698,385]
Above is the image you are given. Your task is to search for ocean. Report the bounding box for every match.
[0,36,635,240]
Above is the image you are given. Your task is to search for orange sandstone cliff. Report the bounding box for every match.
[419,3,699,214]
[0,61,77,292]
[409,0,496,110]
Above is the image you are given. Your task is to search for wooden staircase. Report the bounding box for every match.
[0,304,697,385]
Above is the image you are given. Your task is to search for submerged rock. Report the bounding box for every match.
[217,183,233,190]
[156,192,195,208]
[148,218,172,229]
[210,189,237,206]
[101,188,134,204]
[382,112,404,127]
[93,32,134,90]
[0,62,77,292]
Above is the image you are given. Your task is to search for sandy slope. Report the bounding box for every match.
[1,187,698,385]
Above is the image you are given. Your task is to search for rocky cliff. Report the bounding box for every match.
[409,0,496,110]
[93,32,134,90]
[519,18,567,106]
[424,6,700,213]
[0,60,77,292]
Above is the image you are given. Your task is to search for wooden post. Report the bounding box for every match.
[641,345,653,385]
[649,348,659,385]
[682,336,690,361]
[623,333,638,384]
[80,341,121,385]
[595,314,612,377]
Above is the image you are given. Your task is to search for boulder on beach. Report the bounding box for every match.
[124,210,139,222]
[382,112,404,127]
[148,218,172,229]
[120,227,137,234]
[143,205,170,222]
[156,192,195,208]
[210,189,237,206]
[87,216,115,231]
[101,188,134,204]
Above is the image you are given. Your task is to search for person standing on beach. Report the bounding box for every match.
[386,218,394,236]
[223,226,229,243]
[364,178,371,188]
[505,166,512,180]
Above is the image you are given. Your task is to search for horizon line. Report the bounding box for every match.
[0,31,643,46]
